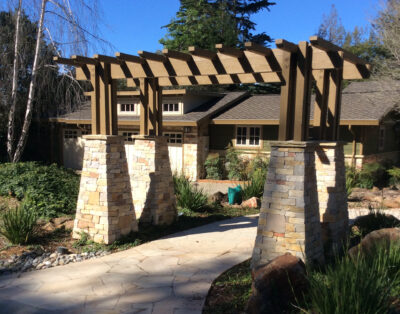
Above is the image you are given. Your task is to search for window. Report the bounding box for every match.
[163,132,183,144]
[378,125,385,151]
[64,129,78,139]
[235,126,261,147]
[118,100,139,115]
[163,102,181,114]
[120,131,139,142]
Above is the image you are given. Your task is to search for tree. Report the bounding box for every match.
[2,0,107,162]
[373,0,400,80]
[160,0,276,51]
[317,4,388,64]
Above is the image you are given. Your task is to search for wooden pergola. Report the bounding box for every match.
[55,36,370,142]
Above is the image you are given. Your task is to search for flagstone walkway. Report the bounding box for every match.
[0,215,258,314]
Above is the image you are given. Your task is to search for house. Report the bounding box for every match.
[49,80,400,179]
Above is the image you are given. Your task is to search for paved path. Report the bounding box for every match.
[0,215,258,314]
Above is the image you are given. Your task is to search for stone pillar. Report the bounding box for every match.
[315,142,348,253]
[129,135,176,225]
[252,141,324,269]
[73,135,138,244]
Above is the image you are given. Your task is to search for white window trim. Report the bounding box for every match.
[234,126,262,148]
[163,132,183,144]
[117,99,140,116]
[162,100,183,115]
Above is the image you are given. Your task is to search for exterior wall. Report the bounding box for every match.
[73,135,138,244]
[183,129,209,181]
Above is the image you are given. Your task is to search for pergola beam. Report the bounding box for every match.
[71,55,98,65]
[275,39,298,53]
[244,42,272,56]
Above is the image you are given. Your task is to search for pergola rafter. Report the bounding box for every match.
[54,36,370,139]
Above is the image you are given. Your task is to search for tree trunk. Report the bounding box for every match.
[7,0,23,161]
[12,0,47,163]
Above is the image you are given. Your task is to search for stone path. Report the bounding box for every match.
[0,215,258,314]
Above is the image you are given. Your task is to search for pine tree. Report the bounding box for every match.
[160,0,275,51]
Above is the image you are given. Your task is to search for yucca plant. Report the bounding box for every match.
[0,202,38,245]
[301,242,400,314]
[241,168,267,201]
[173,174,208,212]
[388,166,400,186]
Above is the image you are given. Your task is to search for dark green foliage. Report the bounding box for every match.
[388,166,400,186]
[302,243,400,314]
[0,201,38,244]
[358,162,388,189]
[353,211,400,237]
[241,168,267,201]
[225,148,247,180]
[0,162,80,218]
[345,166,359,196]
[173,174,208,212]
[160,0,275,51]
[204,154,224,180]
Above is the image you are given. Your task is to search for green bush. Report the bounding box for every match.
[204,155,224,180]
[0,162,80,218]
[388,166,400,186]
[241,169,267,201]
[353,211,400,237]
[173,175,208,212]
[358,162,387,189]
[225,148,248,180]
[0,201,38,245]
[346,166,359,196]
[302,243,400,314]
[247,156,269,180]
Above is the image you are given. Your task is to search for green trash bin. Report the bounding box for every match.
[228,185,242,205]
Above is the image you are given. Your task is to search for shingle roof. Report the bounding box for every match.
[56,92,247,123]
[213,81,400,122]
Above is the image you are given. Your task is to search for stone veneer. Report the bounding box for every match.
[315,142,348,253]
[73,135,137,244]
[251,141,325,269]
[128,136,176,225]
[183,132,209,181]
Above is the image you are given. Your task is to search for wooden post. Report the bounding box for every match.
[293,41,312,141]
[148,78,157,135]
[326,52,344,141]
[109,79,118,135]
[156,80,163,136]
[278,51,297,141]
[313,70,329,140]
[99,62,110,135]
[90,65,100,135]
[139,78,149,135]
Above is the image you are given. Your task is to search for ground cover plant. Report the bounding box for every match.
[173,174,208,211]
[0,162,80,218]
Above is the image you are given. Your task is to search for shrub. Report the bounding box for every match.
[345,166,359,196]
[302,243,400,314]
[241,169,267,201]
[204,155,224,180]
[358,162,387,189]
[388,166,400,186]
[0,162,80,218]
[0,201,38,245]
[173,175,208,212]
[353,211,400,237]
[225,148,248,180]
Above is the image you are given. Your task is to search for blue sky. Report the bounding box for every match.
[99,0,380,55]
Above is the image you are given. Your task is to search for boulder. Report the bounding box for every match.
[382,198,400,208]
[246,253,308,314]
[349,228,400,258]
[241,197,261,208]
[208,191,227,204]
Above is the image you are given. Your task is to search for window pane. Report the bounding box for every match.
[163,104,168,111]
[168,103,173,111]
[255,128,260,136]
[174,103,179,111]
[121,104,125,111]
[250,127,255,136]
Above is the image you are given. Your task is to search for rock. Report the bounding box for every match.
[363,192,383,203]
[208,192,227,204]
[241,197,261,208]
[372,186,380,192]
[349,228,400,258]
[57,247,69,255]
[382,198,400,208]
[44,261,52,267]
[246,253,308,314]
[52,217,70,226]
[50,253,57,259]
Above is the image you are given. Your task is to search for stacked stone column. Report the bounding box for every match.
[252,141,324,269]
[73,135,137,244]
[315,142,348,253]
[129,136,177,225]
